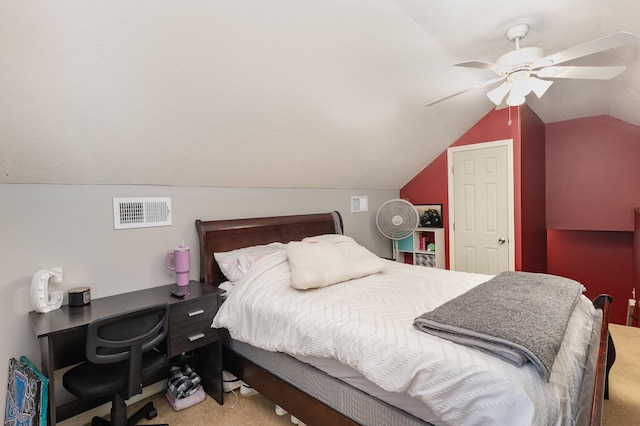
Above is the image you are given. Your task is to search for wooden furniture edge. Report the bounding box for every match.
[223,347,359,426]
[195,211,342,286]
[590,294,612,426]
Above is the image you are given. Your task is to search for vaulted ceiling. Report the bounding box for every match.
[2,0,639,190]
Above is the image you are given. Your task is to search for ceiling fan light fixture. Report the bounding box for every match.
[425,28,639,107]
[529,77,553,98]
[486,81,511,105]
[506,92,526,107]
[506,76,531,106]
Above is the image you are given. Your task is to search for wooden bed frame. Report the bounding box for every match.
[195,211,612,426]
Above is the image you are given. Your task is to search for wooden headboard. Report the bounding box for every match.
[195,211,343,286]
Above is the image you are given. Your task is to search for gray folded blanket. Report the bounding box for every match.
[413,271,583,381]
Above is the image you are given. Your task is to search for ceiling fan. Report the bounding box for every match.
[426,24,639,107]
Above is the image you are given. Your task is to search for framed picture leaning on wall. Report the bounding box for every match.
[415,204,443,228]
[5,357,48,426]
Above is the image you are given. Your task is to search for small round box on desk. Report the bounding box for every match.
[68,287,91,307]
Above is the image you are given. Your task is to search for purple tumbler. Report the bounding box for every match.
[166,245,190,286]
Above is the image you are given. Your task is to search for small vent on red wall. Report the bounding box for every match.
[113,198,172,229]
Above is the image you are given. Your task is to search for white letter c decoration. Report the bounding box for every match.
[31,267,64,313]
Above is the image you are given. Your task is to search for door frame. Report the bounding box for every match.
[447,139,515,272]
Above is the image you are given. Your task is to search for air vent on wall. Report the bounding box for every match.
[113,197,172,230]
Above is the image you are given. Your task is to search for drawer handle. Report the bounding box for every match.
[188,309,205,317]
[188,333,205,342]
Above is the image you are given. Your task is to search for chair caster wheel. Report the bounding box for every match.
[146,407,157,420]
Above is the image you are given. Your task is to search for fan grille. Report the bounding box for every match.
[376,199,419,240]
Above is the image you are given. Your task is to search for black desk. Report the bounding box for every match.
[29,281,225,426]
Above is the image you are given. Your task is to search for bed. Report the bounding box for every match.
[195,211,613,426]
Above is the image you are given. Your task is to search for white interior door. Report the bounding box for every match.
[447,140,514,274]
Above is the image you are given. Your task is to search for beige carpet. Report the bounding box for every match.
[120,389,293,426]
[119,324,640,426]
[602,324,640,426]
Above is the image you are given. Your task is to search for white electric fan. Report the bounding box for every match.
[376,199,420,260]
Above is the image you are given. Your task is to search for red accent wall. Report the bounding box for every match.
[546,115,640,231]
[402,110,639,325]
[635,209,640,320]
[520,106,547,272]
[401,107,521,268]
[545,115,640,325]
[547,230,632,325]
[401,105,546,271]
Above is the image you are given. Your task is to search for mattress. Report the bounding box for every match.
[223,300,602,426]
[291,353,439,423]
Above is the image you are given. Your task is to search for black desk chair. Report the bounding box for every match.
[63,304,171,426]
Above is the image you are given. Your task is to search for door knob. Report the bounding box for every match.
[498,238,506,244]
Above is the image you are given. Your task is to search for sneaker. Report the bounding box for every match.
[222,370,241,392]
[240,383,259,397]
[275,405,288,416]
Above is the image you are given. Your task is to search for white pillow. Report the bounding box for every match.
[214,242,286,282]
[287,235,385,290]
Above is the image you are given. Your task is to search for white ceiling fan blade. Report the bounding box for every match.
[454,60,501,71]
[426,76,505,106]
[532,31,639,68]
[534,65,626,80]
[486,82,511,106]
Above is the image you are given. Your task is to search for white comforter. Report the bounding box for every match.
[212,249,596,426]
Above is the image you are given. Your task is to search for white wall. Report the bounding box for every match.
[0,183,397,420]
[1,0,468,191]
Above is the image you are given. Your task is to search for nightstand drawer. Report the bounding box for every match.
[168,295,219,357]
